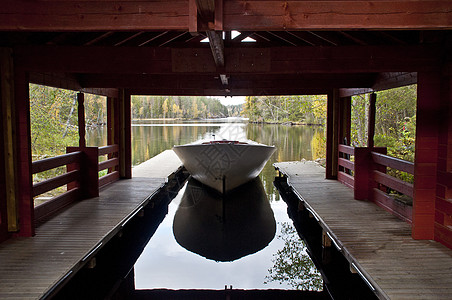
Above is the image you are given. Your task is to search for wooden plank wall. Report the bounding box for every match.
[434,73,452,248]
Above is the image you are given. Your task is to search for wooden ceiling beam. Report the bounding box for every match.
[77,73,378,89]
[339,72,417,96]
[1,1,451,31]
[128,87,329,96]
[14,45,442,74]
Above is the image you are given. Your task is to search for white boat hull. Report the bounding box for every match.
[173,141,276,193]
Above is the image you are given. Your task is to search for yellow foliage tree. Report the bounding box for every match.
[162,98,169,119]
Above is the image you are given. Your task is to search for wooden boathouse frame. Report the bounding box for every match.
[1,0,452,279]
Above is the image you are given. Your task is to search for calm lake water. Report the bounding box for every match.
[87,118,326,291]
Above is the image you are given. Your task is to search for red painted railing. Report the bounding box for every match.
[338,144,355,189]
[371,152,413,223]
[98,144,120,189]
[32,151,82,223]
[32,144,121,223]
[337,145,413,223]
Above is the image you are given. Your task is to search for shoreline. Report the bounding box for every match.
[130,118,323,126]
[248,120,324,126]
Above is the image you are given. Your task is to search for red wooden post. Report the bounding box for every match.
[77,92,86,148]
[368,93,376,148]
[0,48,15,241]
[413,72,441,240]
[0,92,6,241]
[119,89,132,179]
[326,89,340,179]
[107,96,119,146]
[339,96,351,146]
[15,68,34,237]
[353,147,370,200]
[66,147,81,192]
[433,70,452,248]
[83,147,100,198]
[354,146,387,200]
[338,96,351,174]
[67,146,99,199]
[107,96,119,173]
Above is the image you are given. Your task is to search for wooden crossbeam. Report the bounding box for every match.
[15,45,442,74]
[77,73,378,90]
[1,1,451,31]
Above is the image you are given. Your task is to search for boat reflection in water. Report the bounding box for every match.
[173,177,276,262]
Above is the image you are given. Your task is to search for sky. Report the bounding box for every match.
[218,96,246,106]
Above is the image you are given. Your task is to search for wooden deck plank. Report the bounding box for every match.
[0,150,182,299]
[274,161,452,300]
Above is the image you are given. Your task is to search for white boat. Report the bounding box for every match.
[172,140,276,193]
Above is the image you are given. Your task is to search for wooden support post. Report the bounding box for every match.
[326,89,340,179]
[413,72,441,240]
[67,146,99,199]
[354,147,387,200]
[1,48,19,233]
[338,96,351,174]
[0,59,6,242]
[78,92,86,148]
[339,96,351,146]
[368,93,377,148]
[107,96,119,173]
[107,96,119,146]
[119,89,132,179]
[15,64,34,236]
[433,68,452,248]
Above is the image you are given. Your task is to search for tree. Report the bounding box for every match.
[240,95,327,125]
[265,222,323,290]
[162,98,169,119]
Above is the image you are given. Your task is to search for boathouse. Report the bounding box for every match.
[1,1,452,299]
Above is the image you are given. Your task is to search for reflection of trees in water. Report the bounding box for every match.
[247,124,325,199]
[310,130,326,160]
[265,222,323,291]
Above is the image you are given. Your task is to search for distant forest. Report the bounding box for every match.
[241,95,327,125]
[131,96,242,119]
[29,83,417,168]
[240,85,417,165]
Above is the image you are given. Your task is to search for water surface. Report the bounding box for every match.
[88,118,325,290]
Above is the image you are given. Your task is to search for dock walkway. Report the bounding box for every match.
[274,161,452,300]
[0,150,182,299]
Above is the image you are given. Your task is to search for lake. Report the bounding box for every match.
[87,118,326,291]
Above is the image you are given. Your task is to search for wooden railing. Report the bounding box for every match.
[98,144,120,189]
[33,144,121,223]
[337,146,413,223]
[371,152,414,223]
[32,151,82,223]
[338,144,355,189]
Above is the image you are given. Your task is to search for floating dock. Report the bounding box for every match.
[0,150,183,299]
[274,161,452,300]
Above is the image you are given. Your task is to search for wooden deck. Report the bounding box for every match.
[0,150,182,300]
[274,161,452,300]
